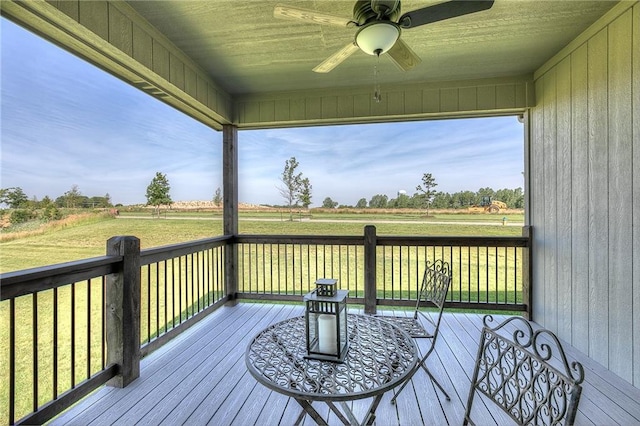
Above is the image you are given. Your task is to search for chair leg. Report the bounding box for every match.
[390,365,418,404]
[421,364,450,400]
[391,362,451,404]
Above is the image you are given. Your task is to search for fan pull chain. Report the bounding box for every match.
[373,56,382,103]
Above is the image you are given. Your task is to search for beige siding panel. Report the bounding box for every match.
[633,2,640,389]
[132,24,152,70]
[152,40,170,81]
[169,54,185,91]
[305,97,322,120]
[55,0,79,21]
[387,92,404,116]
[196,75,208,106]
[233,78,531,127]
[290,99,306,121]
[208,86,219,112]
[570,43,589,354]
[259,101,275,123]
[607,10,633,382]
[372,97,388,116]
[243,102,260,125]
[336,95,354,118]
[78,1,108,41]
[404,90,422,115]
[542,69,558,333]
[458,87,477,112]
[353,94,371,117]
[531,1,639,389]
[555,56,572,341]
[531,78,545,323]
[440,88,458,111]
[516,82,530,109]
[477,86,496,110]
[321,96,338,119]
[274,99,290,122]
[184,66,197,100]
[587,27,609,368]
[496,84,516,109]
[108,6,132,56]
[422,89,440,113]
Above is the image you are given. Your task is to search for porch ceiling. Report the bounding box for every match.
[126,1,614,96]
[0,0,619,129]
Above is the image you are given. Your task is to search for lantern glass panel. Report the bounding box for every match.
[304,285,348,362]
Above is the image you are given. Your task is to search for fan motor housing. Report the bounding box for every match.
[353,0,401,25]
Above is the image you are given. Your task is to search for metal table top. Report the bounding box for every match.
[245,314,418,403]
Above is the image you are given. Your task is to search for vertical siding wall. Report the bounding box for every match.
[529,2,639,388]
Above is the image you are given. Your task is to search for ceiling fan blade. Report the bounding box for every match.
[313,43,360,73]
[274,4,353,27]
[399,0,495,29]
[386,38,422,71]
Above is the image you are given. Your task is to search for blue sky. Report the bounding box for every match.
[1,18,524,207]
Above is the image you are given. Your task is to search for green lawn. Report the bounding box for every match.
[0,211,524,423]
[0,212,523,273]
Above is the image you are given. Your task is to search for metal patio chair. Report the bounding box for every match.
[378,259,452,404]
[464,315,585,426]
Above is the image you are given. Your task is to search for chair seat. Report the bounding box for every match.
[377,316,433,338]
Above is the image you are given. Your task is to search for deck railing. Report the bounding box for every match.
[0,236,229,425]
[0,226,529,425]
[236,226,531,313]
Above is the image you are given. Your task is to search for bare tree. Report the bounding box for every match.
[213,187,222,206]
[416,173,438,217]
[278,157,303,220]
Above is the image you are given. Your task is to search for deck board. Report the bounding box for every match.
[50,303,640,426]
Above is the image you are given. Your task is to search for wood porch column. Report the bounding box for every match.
[223,124,239,306]
[522,226,533,320]
[106,236,141,387]
[364,225,377,314]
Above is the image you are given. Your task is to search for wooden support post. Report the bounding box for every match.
[106,236,141,387]
[364,225,377,314]
[223,124,239,306]
[522,226,533,320]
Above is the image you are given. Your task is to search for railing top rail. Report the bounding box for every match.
[140,235,231,265]
[377,235,530,247]
[0,255,122,301]
[235,234,365,245]
[235,233,529,248]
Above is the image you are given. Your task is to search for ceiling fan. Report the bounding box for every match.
[274,0,495,73]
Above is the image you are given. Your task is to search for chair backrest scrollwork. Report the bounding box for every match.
[412,259,451,340]
[464,315,585,426]
[420,259,450,311]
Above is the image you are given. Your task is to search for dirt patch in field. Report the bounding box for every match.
[151,202,522,215]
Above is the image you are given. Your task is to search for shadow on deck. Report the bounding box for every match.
[50,303,640,425]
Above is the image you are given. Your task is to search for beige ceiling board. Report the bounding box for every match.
[2,0,619,130]
[126,1,616,96]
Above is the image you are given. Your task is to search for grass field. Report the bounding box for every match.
[0,210,524,423]
[0,211,524,273]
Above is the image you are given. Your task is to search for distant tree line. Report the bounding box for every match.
[322,187,524,210]
[1,185,113,209]
[0,185,114,225]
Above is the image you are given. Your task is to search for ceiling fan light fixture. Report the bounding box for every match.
[355,22,400,56]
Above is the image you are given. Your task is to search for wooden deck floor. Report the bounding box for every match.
[50,302,640,426]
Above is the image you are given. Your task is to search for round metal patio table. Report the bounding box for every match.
[245,314,418,426]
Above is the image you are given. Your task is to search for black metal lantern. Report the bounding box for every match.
[304,278,349,362]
